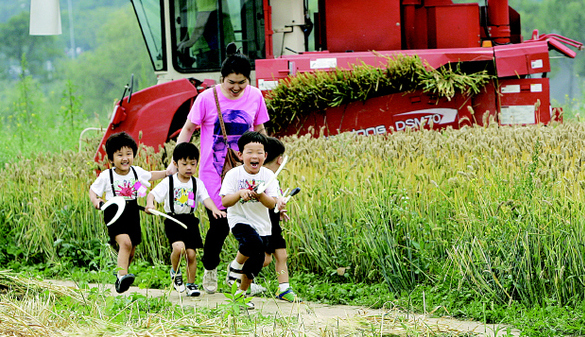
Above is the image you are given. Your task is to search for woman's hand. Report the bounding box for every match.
[166,162,177,176]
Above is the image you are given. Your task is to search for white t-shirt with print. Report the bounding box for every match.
[219,165,278,236]
[90,166,152,201]
[149,174,210,214]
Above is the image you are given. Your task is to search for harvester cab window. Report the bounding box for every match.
[172,0,265,72]
[131,0,166,72]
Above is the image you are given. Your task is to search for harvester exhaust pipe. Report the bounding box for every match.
[486,0,511,44]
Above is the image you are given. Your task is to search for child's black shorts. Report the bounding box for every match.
[266,208,287,254]
[104,199,142,247]
[231,223,270,279]
[164,214,203,250]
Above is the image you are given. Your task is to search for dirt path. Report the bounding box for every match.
[47,280,520,336]
[50,279,522,336]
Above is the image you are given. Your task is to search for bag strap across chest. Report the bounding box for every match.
[213,85,229,147]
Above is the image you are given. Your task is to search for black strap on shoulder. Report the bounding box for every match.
[108,168,116,197]
[190,176,197,214]
[168,174,175,214]
[131,167,139,198]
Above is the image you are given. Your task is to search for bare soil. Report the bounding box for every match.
[47,279,520,336]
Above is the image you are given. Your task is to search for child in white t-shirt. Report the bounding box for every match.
[89,132,166,294]
[263,137,301,302]
[219,131,278,309]
[146,143,225,297]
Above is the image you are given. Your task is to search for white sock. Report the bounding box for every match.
[279,282,290,292]
[231,260,244,270]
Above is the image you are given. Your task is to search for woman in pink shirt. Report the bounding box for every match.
[169,43,270,294]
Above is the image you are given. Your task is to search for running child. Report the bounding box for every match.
[219,131,278,309]
[89,132,166,293]
[263,136,301,302]
[146,143,226,296]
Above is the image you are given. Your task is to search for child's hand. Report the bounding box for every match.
[277,197,287,211]
[239,189,257,201]
[144,204,155,214]
[93,199,104,210]
[166,163,177,176]
[212,209,227,219]
[280,209,290,221]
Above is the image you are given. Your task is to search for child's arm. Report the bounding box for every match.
[256,192,277,209]
[145,192,157,214]
[89,189,103,210]
[203,198,226,218]
[149,170,167,182]
[222,189,251,208]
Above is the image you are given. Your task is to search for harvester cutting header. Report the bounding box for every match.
[74,0,581,161]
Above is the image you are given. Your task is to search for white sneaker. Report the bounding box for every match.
[247,282,267,296]
[202,268,218,294]
[170,269,185,293]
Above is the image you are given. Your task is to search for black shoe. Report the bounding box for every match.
[186,283,201,297]
[115,274,135,293]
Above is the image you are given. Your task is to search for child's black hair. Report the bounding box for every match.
[173,142,200,162]
[221,43,251,80]
[105,132,138,161]
[237,131,268,152]
[265,137,285,164]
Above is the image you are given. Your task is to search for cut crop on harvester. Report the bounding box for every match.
[265,54,493,134]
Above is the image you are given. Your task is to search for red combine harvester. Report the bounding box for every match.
[93,0,582,161]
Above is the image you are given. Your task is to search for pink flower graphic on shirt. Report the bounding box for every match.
[245,180,257,191]
[117,182,135,197]
[239,179,261,204]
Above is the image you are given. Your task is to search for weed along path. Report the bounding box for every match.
[48,279,520,336]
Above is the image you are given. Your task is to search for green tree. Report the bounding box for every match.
[0,12,65,79]
[539,0,585,97]
[63,5,156,124]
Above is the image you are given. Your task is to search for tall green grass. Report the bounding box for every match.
[3,122,585,308]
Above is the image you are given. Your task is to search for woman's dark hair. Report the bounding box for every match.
[105,132,138,161]
[221,42,251,80]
